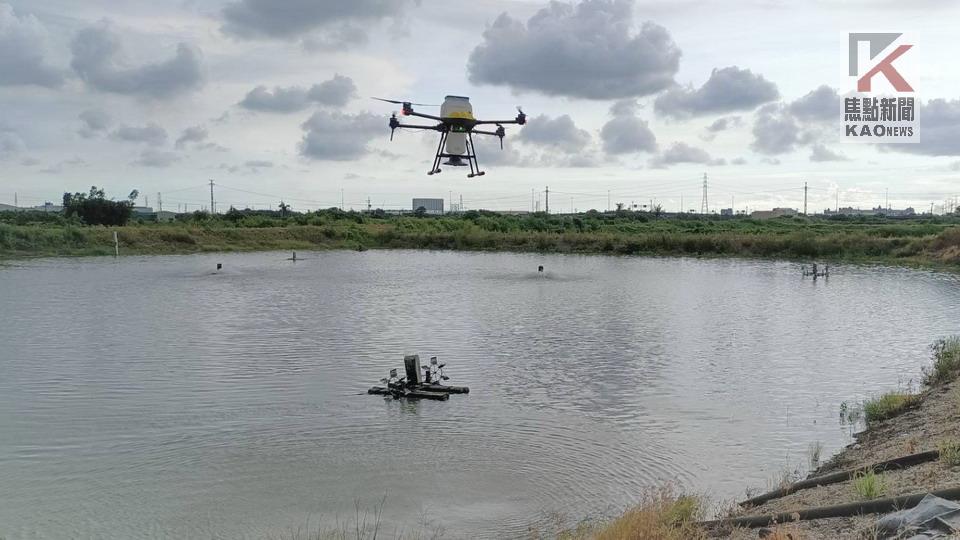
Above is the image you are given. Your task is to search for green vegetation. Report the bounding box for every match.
[1,207,959,266]
[939,440,960,468]
[852,469,887,499]
[923,336,960,386]
[530,489,706,540]
[62,186,138,226]
[862,392,920,424]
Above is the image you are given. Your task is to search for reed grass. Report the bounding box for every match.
[938,440,960,467]
[923,336,960,386]
[852,469,886,499]
[529,488,707,540]
[861,392,920,423]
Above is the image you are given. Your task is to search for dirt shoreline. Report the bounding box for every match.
[720,373,960,539]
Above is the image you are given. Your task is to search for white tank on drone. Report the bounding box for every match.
[440,95,472,165]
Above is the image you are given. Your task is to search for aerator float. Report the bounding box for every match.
[368,355,469,401]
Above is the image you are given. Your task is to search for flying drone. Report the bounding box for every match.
[373,95,527,178]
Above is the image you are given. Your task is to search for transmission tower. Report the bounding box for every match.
[209,179,216,214]
[700,173,709,214]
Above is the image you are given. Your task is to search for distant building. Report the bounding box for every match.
[720,208,734,216]
[750,207,798,220]
[34,202,63,212]
[823,206,916,217]
[412,198,444,215]
[0,203,19,212]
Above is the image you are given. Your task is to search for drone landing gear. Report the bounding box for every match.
[429,130,485,178]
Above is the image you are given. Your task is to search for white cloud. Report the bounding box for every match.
[0,3,64,88]
[299,110,383,160]
[601,100,657,154]
[468,0,680,99]
[111,123,168,146]
[71,21,203,99]
[655,67,778,118]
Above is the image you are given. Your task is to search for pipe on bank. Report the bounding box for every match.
[703,485,960,530]
[739,450,940,507]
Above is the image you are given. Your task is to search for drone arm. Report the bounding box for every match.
[395,123,442,131]
[472,125,508,149]
[405,110,443,122]
[473,117,526,126]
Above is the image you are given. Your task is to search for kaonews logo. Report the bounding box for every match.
[842,32,917,144]
[848,33,913,92]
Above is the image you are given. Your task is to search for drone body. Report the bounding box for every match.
[374,95,526,177]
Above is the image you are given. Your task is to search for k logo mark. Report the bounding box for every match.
[848,33,914,92]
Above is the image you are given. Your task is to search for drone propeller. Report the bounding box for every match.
[515,106,527,125]
[371,97,439,107]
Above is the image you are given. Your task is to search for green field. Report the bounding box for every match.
[2,209,959,267]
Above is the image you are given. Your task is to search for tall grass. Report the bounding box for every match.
[923,336,960,386]
[852,469,886,499]
[531,489,706,540]
[862,392,920,423]
[939,440,960,467]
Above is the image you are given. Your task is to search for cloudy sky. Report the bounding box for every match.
[1,0,958,213]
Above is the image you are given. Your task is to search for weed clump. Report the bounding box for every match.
[862,392,920,423]
[924,336,960,386]
[536,488,707,540]
[939,440,960,467]
[592,491,706,540]
[852,469,886,499]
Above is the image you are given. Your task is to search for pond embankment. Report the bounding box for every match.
[715,337,960,539]
[2,214,960,269]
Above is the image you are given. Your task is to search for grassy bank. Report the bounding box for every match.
[2,209,959,267]
[718,336,960,539]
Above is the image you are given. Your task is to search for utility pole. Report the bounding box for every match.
[367,197,371,212]
[885,188,889,210]
[145,194,149,209]
[459,194,463,212]
[700,173,708,214]
[680,194,683,213]
[803,181,808,215]
[157,192,162,213]
[13,192,17,208]
[607,190,611,212]
[209,179,216,214]
[545,186,550,214]
[836,190,839,212]
[340,188,344,210]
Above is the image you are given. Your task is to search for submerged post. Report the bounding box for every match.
[113,231,119,257]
